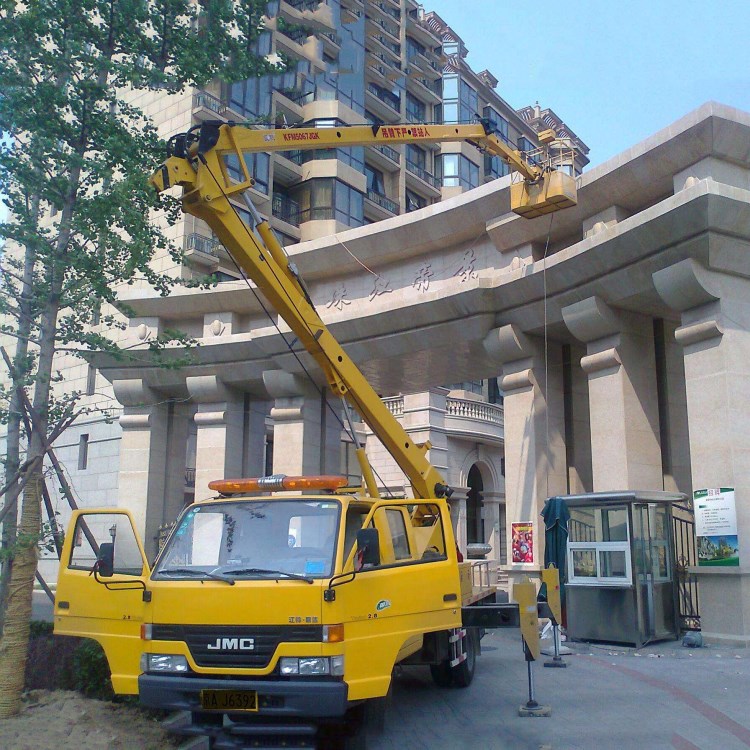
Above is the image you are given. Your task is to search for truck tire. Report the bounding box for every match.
[429,660,453,687]
[451,628,477,688]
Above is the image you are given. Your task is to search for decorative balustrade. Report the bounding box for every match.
[446,397,504,426]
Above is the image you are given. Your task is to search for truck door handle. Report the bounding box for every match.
[443,593,458,602]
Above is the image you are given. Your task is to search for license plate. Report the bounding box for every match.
[200,689,258,712]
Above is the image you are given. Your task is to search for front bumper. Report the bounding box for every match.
[139,674,349,718]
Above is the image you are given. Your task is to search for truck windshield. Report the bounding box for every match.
[153,499,340,581]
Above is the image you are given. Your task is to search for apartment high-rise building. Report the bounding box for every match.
[166,0,588,282]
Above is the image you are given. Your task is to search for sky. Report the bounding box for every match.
[422,0,750,167]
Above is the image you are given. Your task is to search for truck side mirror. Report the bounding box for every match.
[95,542,115,578]
[356,528,380,569]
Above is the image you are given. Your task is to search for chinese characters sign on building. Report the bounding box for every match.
[512,522,534,564]
[694,487,739,567]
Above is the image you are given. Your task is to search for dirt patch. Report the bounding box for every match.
[0,690,178,750]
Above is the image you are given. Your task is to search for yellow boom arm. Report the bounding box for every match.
[150,120,576,499]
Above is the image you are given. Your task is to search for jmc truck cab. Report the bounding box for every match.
[55,477,494,747]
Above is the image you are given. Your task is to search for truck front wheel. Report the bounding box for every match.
[429,628,477,688]
[451,628,477,687]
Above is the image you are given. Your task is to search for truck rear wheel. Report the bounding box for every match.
[451,628,477,688]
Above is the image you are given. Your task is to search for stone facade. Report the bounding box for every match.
[80,102,750,643]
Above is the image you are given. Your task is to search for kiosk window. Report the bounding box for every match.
[568,505,632,586]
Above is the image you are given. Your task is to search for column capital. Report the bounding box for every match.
[483,324,538,365]
[112,378,157,408]
[653,258,720,312]
[561,296,621,343]
[263,370,318,400]
[186,374,238,404]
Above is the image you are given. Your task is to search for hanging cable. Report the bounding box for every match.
[195,156,396,496]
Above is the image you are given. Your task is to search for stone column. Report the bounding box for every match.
[187,376,246,501]
[402,388,449,492]
[483,325,567,589]
[114,379,170,557]
[449,489,469,555]
[562,296,663,491]
[482,491,504,563]
[264,371,341,476]
[654,259,750,645]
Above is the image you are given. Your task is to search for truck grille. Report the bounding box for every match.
[150,624,323,669]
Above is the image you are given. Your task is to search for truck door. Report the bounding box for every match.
[54,510,150,694]
[339,500,461,701]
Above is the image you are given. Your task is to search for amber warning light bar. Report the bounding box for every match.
[208,474,349,494]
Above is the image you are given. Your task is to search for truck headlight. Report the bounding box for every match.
[141,653,189,673]
[279,656,344,676]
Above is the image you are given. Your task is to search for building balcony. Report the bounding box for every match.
[366,82,401,121]
[272,193,301,227]
[405,160,440,191]
[274,150,304,186]
[366,15,400,45]
[184,233,221,269]
[406,13,442,47]
[366,189,399,215]
[366,143,401,173]
[406,73,441,104]
[192,90,243,122]
[383,395,504,444]
[366,25,401,58]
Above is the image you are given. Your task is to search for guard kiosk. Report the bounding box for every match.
[563,490,685,647]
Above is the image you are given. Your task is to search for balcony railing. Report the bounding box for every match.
[405,159,440,189]
[374,144,400,162]
[186,233,220,257]
[193,90,228,117]
[272,194,301,226]
[382,395,503,426]
[286,0,321,10]
[366,190,399,214]
[367,82,400,111]
[279,149,304,165]
[446,397,504,426]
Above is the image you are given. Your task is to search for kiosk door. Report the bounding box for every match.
[633,503,677,642]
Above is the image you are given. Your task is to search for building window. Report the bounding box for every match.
[406,37,426,60]
[437,154,479,189]
[483,106,509,142]
[443,39,459,56]
[459,80,477,124]
[365,165,385,195]
[488,377,503,405]
[229,76,272,119]
[405,189,426,212]
[406,144,426,170]
[484,154,510,180]
[225,151,270,194]
[567,506,632,586]
[86,365,97,396]
[406,92,426,123]
[442,73,458,124]
[295,179,363,227]
[78,434,89,471]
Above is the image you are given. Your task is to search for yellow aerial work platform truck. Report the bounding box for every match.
[54,118,575,749]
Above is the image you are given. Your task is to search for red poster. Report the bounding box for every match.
[512,522,534,563]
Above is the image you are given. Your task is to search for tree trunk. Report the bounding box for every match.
[0,194,39,634]
[0,473,40,717]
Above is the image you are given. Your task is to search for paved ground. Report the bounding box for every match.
[33,592,749,750]
[370,630,750,750]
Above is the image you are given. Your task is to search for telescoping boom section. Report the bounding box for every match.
[149,120,577,501]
